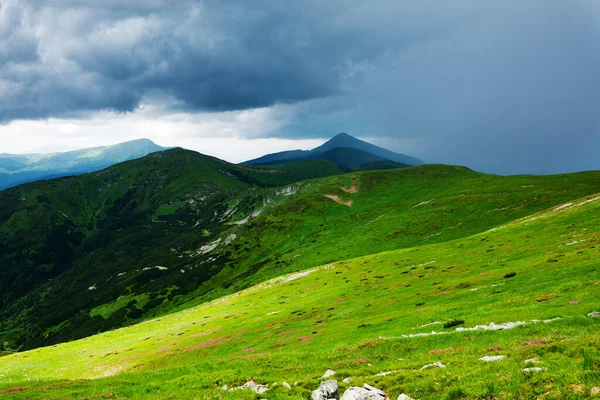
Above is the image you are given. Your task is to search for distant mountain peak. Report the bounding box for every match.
[242,132,424,169]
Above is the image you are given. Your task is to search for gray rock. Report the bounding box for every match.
[522,367,546,372]
[323,369,336,378]
[480,355,506,362]
[419,361,446,370]
[340,383,387,400]
[343,377,353,383]
[240,380,269,394]
[398,395,415,400]
[588,311,600,318]
[523,358,542,364]
[312,380,339,400]
[283,381,292,389]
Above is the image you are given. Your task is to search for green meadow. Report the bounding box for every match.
[1,181,599,398]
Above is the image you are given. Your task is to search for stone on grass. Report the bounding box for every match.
[480,355,506,362]
[312,380,339,400]
[323,369,336,378]
[522,367,546,372]
[283,381,291,389]
[343,377,353,383]
[523,358,542,364]
[398,395,415,400]
[239,380,269,394]
[419,361,446,370]
[588,311,600,318]
[340,383,386,400]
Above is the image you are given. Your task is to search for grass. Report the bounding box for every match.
[0,191,599,399]
[2,150,600,355]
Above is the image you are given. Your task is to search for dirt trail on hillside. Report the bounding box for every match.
[324,194,353,207]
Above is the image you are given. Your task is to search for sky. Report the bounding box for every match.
[1,0,599,174]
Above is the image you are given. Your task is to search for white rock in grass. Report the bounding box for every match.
[340,383,386,400]
[343,377,353,383]
[419,361,446,370]
[522,367,547,372]
[588,311,600,318]
[283,381,291,389]
[480,355,506,362]
[523,358,542,364]
[398,395,415,400]
[323,369,336,378]
[239,380,269,394]
[312,380,339,400]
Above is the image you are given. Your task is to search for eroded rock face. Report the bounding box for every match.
[340,383,386,400]
[312,380,339,400]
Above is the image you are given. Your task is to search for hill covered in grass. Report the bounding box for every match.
[0,149,344,349]
[2,149,600,354]
[0,139,167,190]
[0,187,598,399]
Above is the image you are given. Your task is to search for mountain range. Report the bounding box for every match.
[0,139,166,190]
[242,132,424,170]
[0,143,599,398]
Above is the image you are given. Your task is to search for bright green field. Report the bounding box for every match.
[1,190,599,398]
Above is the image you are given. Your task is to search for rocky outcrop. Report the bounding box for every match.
[340,383,387,400]
[312,380,340,400]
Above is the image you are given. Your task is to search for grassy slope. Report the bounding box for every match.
[0,193,599,399]
[3,157,600,352]
[170,166,600,313]
[0,150,343,349]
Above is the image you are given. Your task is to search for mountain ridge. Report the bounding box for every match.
[0,138,167,190]
[242,132,424,169]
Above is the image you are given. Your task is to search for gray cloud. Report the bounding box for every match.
[1,0,599,174]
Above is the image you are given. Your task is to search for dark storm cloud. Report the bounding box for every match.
[1,0,599,174]
[272,1,600,174]
[0,0,424,120]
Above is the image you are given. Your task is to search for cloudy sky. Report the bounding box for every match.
[1,0,599,174]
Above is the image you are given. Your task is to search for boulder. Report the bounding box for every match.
[340,383,387,400]
[312,380,339,400]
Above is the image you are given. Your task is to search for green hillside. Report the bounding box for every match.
[2,149,600,355]
[0,190,598,399]
[0,150,343,349]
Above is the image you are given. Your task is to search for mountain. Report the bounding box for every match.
[0,138,167,190]
[242,132,424,169]
[1,146,600,353]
